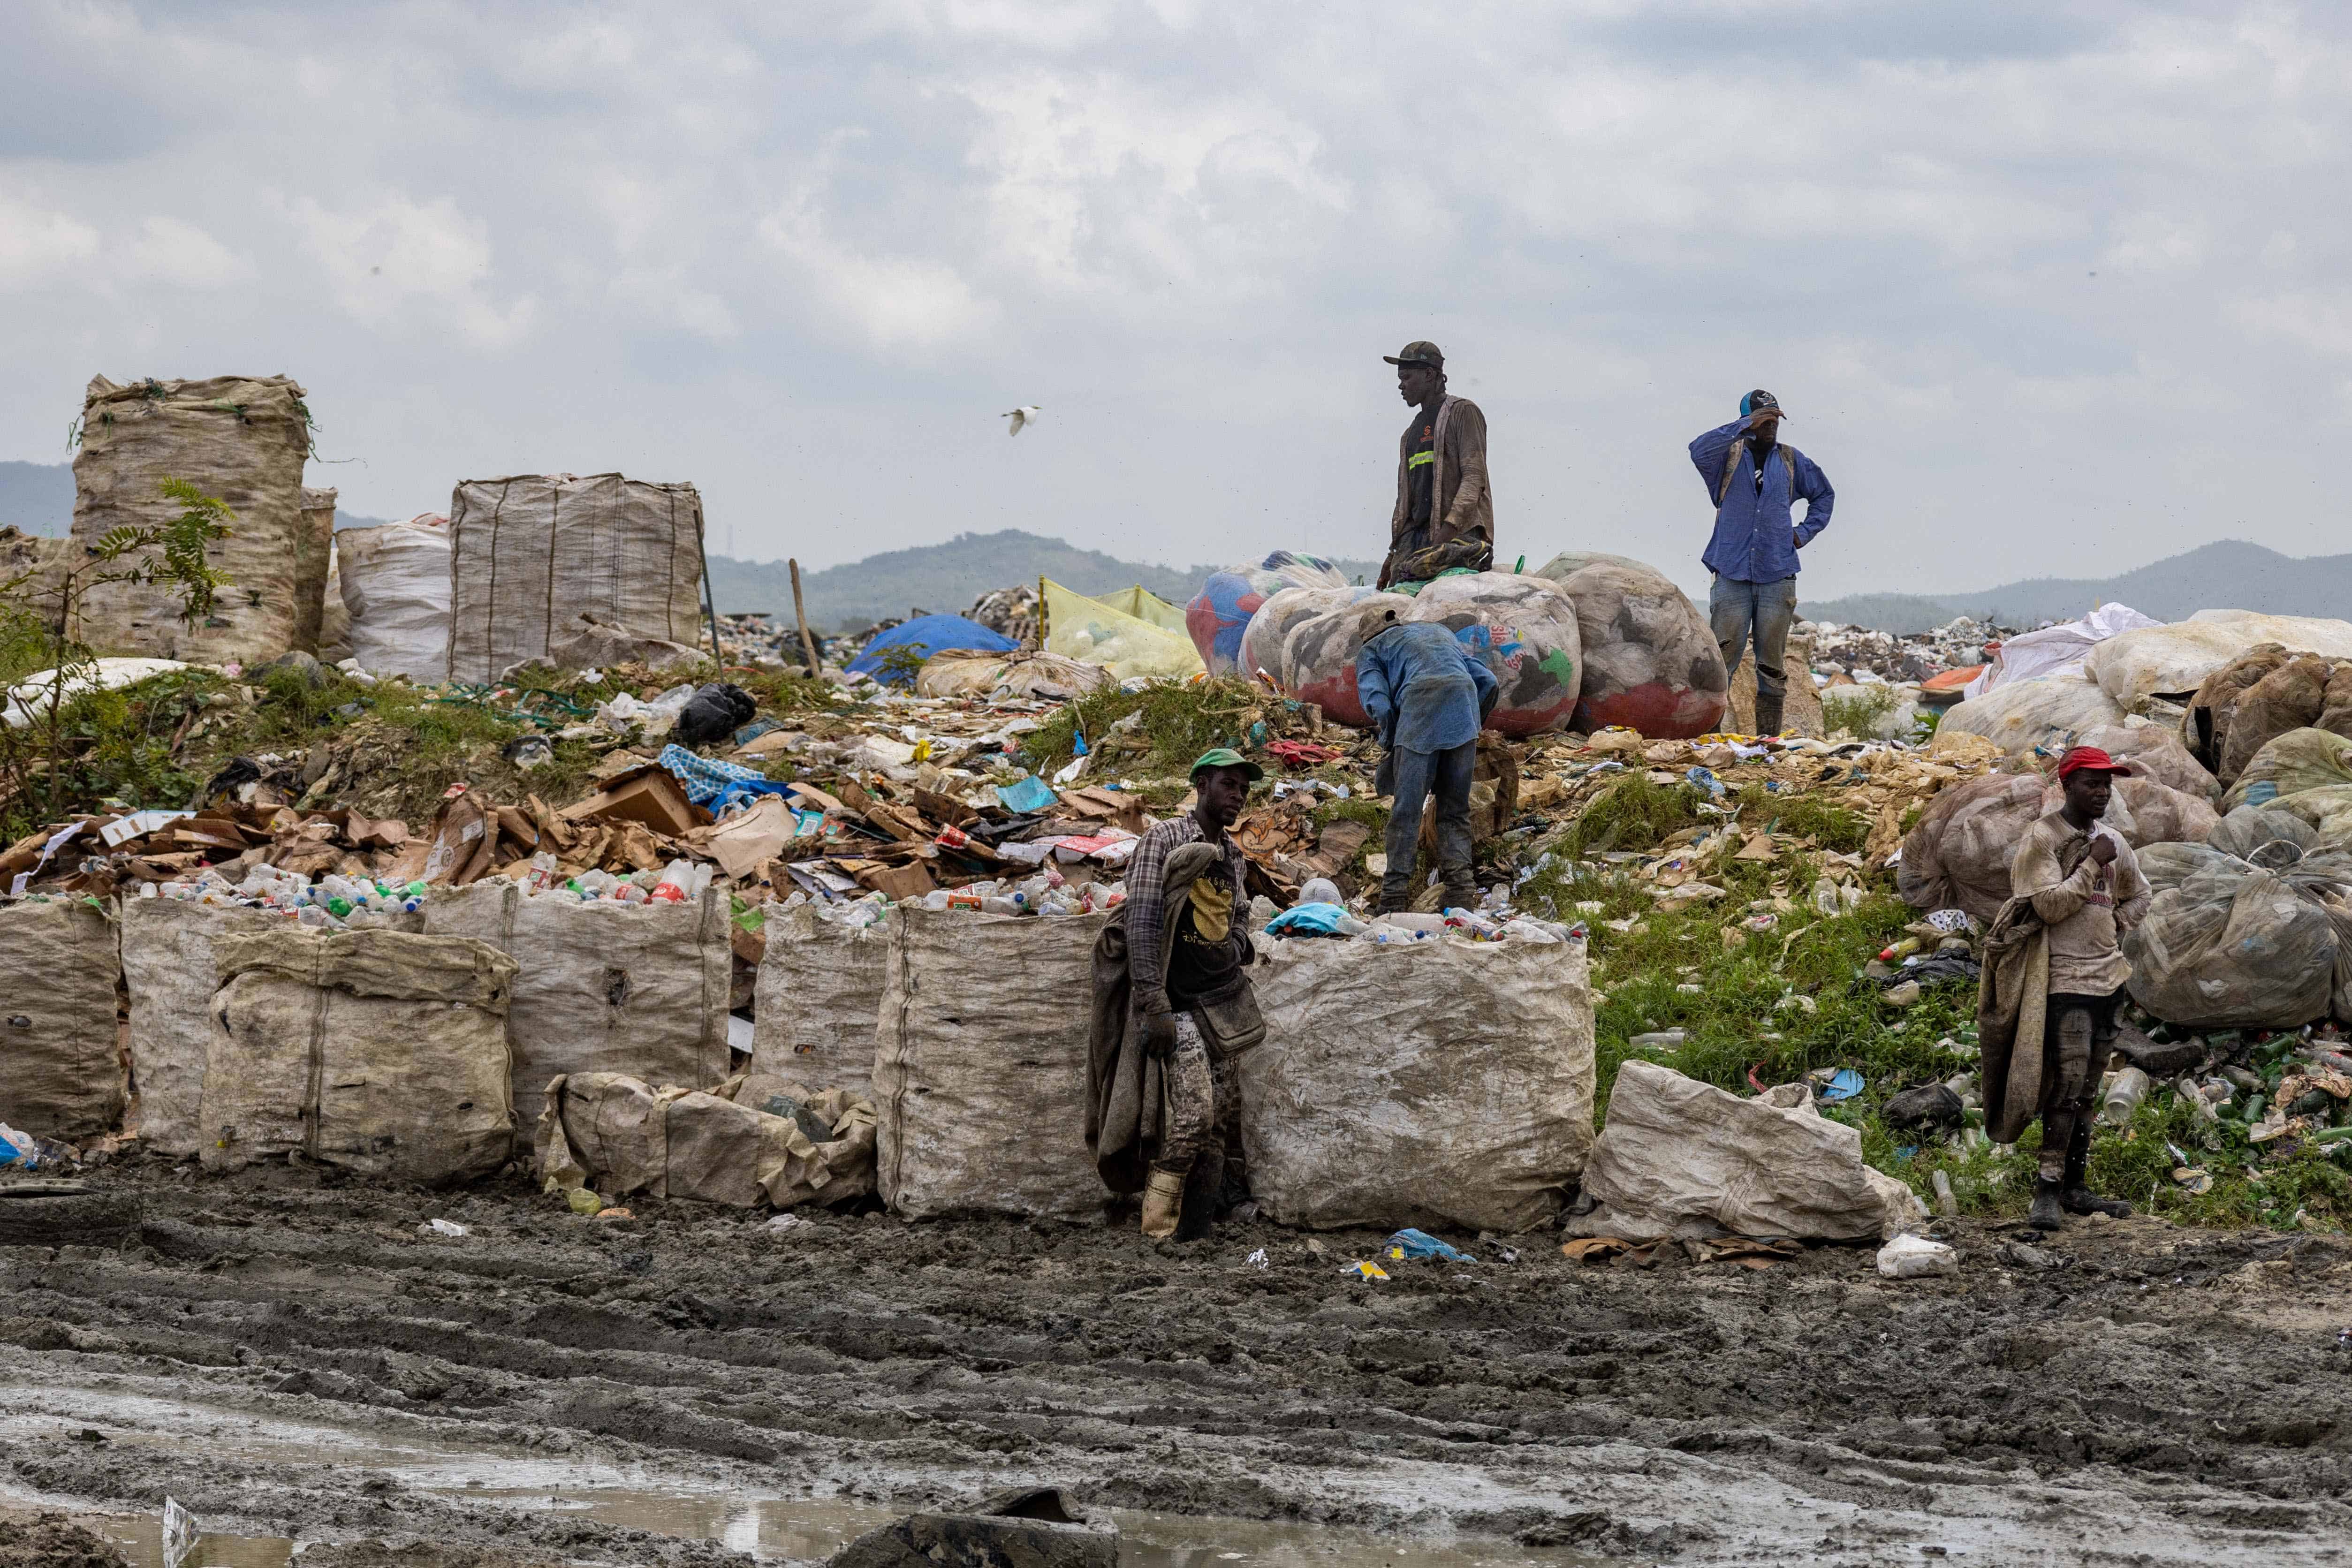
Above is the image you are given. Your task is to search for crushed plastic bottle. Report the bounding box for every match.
[2099,1066,2151,1127]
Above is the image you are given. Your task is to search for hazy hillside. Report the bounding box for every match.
[710,530,1381,631]
[1806,540,2352,631]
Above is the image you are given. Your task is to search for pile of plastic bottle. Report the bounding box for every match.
[147,864,427,927]
[519,854,714,905]
[776,868,1124,929]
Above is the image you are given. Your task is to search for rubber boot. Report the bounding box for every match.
[2026,1178,2065,1230]
[1140,1167,1184,1240]
[2061,1117,2133,1218]
[1176,1146,1223,1242]
[1753,691,1785,738]
[1441,876,1478,913]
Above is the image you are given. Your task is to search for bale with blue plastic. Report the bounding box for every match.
[846,614,1017,687]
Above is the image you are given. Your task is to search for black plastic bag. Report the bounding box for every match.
[671,682,757,748]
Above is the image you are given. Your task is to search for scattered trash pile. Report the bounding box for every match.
[1806,615,2010,686]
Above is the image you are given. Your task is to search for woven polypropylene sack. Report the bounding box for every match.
[2272,785,2352,850]
[424,883,732,1130]
[1399,572,1583,737]
[204,928,516,1180]
[337,515,452,681]
[2223,728,2352,812]
[0,529,73,618]
[1938,674,2126,757]
[2139,841,2240,895]
[751,903,889,1101]
[1534,551,1729,739]
[0,900,123,1139]
[447,473,707,683]
[121,898,280,1157]
[1571,1064,1917,1242]
[1237,934,1595,1232]
[1897,775,2049,924]
[1239,585,1412,726]
[2087,613,2352,708]
[1186,552,1348,676]
[72,375,310,663]
[2207,805,2320,867]
[2124,863,2338,1029]
[293,486,336,654]
[873,909,1108,1220]
[2075,724,2220,803]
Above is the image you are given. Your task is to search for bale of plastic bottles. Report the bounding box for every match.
[1186,551,1349,676]
[1237,584,1408,727]
[1533,551,1729,739]
[751,901,892,1102]
[337,513,453,682]
[121,897,289,1157]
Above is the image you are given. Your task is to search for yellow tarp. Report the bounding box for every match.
[1042,580,1204,682]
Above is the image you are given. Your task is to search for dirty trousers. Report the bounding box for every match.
[1383,741,1476,904]
[1709,574,1797,703]
[2037,988,2122,1181]
[1154,1013,1242,1175]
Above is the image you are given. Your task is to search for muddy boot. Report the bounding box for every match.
[1753,691,1785,737]
[2026,1178,2066,1230]
[1440,874,1478,912]
[2061,1118,2133,1218]
[1176,1147,1223,1242]
[1140,1167,1184,1241]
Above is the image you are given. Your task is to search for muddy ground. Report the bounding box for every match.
[3,1159,2350,1567]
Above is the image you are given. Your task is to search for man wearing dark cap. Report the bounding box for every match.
[1687,390,1834,736]
[2007,747,2149,1228]
[1379,341,1493,590]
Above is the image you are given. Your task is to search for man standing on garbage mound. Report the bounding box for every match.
[1687,389,1833,736]
[1090,750,1268,1242]
[1358,609,1500,913]
[1378,341,1493,590]
[2008,747,2150,1228]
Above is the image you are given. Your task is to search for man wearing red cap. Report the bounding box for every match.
[2007,747,2150,1227]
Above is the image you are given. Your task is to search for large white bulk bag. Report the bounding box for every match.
[1936,673,2126,757]
[751,903,888,1101]
[72,374,310,664]
[1571,1063,1917,1242]
[121,899,281,1157]
[873,909,1108,1221]
[337,513,452,682]
[1237,934,1596,1232]
[0,899,124,1140]
[2086,612,2352,708]
[203,928,516,1180]
[447,472,707,682]
[425,884,732,1129]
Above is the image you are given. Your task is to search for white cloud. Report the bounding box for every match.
[0,189,99,286]
[120,216,250,287]
[286,193,537,348]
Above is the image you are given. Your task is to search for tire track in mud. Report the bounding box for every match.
[2,1166,2349,1565]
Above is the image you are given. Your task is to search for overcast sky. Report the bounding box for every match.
[3,1,2347,598]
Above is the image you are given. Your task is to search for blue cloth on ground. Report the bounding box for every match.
[1265,902,1350,936]
[658,743,790,813]
[1386,1228,1477,1264]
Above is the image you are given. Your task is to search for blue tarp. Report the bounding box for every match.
[846,614,1017,685]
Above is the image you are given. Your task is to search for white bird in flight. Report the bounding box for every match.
[1002,405,1041,436]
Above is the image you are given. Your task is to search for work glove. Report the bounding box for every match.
[1141,1009,1179,1062]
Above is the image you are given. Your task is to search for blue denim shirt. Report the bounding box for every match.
[1357,621,1499,753]
[1689,419,1833,583]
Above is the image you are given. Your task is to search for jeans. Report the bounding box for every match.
[1383,740,1476,905]
[2037,989,2122,1182]
[1709,574,1798,702]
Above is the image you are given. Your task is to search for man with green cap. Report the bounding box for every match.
[1087,749,1266,1241]
[1379,341,1494,590]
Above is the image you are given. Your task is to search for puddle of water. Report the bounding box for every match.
[96,1497,1599,1568]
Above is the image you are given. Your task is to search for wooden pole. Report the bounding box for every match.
[789,559,821,677]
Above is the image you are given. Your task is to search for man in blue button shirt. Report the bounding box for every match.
[1358,612,1499,911]
[1687,389,1833,736]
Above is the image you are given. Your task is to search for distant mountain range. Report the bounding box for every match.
[9,457,2345,634]
[709,531,1382,632]
[1802,541,2352,633]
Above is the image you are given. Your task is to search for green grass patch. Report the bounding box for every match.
[1733,784,1869,854]
[1560,771,1702,856]
[1821,683,1900,737]
[1026,676,1276,777]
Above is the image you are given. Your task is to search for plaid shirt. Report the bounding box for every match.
[1124,813,1250,1016]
